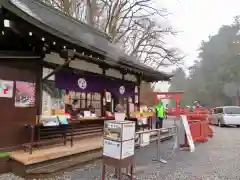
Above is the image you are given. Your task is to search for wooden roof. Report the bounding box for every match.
[0,0,172,82]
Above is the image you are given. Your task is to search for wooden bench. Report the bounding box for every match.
[23,124,74,154]
[23,118,105,154]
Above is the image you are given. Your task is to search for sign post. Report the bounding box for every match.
[102,120,136,180]
[179,115,195,152]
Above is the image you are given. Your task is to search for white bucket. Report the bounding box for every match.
[114,112,126,121]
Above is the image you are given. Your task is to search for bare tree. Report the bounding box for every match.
[41,0,183,68]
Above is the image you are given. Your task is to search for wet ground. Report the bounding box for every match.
[1,122,240,180]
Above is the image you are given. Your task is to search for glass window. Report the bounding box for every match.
[216,108,223,113]
[224,107,240,114]
[69,91,102,116]
[41,76,65,115]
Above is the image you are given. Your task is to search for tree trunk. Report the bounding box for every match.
[86,0,97,26]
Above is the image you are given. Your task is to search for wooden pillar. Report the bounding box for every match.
[175,95,180,117]
[35,58,43,123]
[122,72,130,118]
[101,68,106,117]
[0,9,3,31]
[137,76,141,111]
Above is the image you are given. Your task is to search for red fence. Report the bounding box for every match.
[179,111,213,150]
[167,107,210,117]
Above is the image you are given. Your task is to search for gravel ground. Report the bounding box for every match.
[1,123,240,180]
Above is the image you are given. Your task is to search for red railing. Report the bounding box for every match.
[167,107,210,117]
[180,111,213,150]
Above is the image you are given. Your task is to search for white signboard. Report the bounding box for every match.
[134,86,138,93]
[103,139,135,159]
[41,116,60,126]
[103,139,121,159]
[122,123,135,141]
[140,133,150,147]
[179,115,195,152]
[121,139,135,159]
[105,92,111,102]
[84,111,91,117]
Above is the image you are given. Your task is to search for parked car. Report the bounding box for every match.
[209,106,240,127]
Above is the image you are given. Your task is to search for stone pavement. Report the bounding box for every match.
[51,125,240,180]
[2,124,240,180]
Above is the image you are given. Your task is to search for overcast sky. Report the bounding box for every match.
[155,0,240,91]
[161,0,240,68]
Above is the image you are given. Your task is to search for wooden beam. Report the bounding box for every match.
[0,51,41,59]
[42,58,72,81]
[101,69,106,117]
[35,58,43,123]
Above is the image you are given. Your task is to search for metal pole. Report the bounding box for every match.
[152,129,167,164]
[157,130,160,160]
[173,126,179,150]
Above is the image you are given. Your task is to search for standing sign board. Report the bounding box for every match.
[103,120,135,159]
[103,139,135,159]
[140,133,150,147]
[179,115,195,152]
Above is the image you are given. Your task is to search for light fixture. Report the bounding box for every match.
[29,32,32,36]
[41,37,45,41]
[53,41,56,45]
[3,19,10,27]
[63,45,66,49]
[1,31,4,35]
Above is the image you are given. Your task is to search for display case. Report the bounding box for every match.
[103,120,136,160]
[104,120,135,141]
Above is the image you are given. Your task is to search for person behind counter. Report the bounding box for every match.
[65,99,79,116]
[87,104,97,117]
[115,103,125,113]
[88,104,95,113]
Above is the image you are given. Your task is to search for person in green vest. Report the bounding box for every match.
[155,99,165,129]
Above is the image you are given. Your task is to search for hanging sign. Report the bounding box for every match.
[105,91,111,102]
[119,86,125,94]
[134,86,138,93]
[128,97,132,103]
[135,95,139,103]
[0,79,14,98]
[55,71,105,92]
